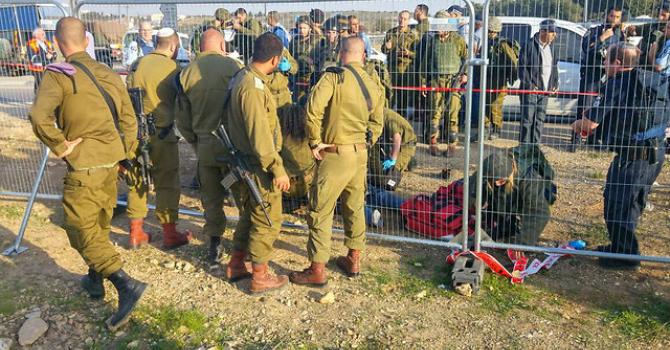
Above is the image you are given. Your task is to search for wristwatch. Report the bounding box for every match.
[309,143,320,150]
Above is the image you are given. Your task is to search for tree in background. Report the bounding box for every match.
[490,0,584,22]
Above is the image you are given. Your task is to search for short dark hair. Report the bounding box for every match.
[416,4,429,15]
[607,5,623,14]
[252,32,283,62]
[234,8,247,16]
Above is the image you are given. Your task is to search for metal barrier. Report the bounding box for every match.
[2,0,669,283]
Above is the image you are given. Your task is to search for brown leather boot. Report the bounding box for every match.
[250,263,288,294]
[288,262,328,287]
[336,249,361,277]
[161,223,192,250]
[128,219,150,250]
[429,136,440,156]
[225,250,252,282]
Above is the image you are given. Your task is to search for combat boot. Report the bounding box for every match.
[208,236,223,264]
[226,250,252,282]
[105,270,148,331]
[429,136,440,156]
[80,268,105,299]
[161,223,192,250]
[250,263,288,294]
[128,219,150,250]
[289,262,328,287]
[336,249,361,277]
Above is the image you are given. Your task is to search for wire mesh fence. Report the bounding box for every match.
[0,0,669,269]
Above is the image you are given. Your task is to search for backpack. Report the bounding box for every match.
[511,144,557,205]
[400,180,475,239]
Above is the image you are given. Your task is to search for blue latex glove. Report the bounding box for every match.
[278,57,291,73]
[382,159,396,171]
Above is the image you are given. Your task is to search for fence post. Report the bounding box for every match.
[2,146,50,256]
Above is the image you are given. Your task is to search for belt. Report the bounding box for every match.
[323,143,367,153]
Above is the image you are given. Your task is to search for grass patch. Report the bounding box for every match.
[479,274,536,314]
[586,152,605,160]
[600,295,670,342]
[0,205,23,220]
[363,266,452,299]
[117,305,228,349]
[589,170,606,180]
[0,287,19,316]
[575,224,609,246]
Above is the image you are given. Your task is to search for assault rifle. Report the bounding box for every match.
[213,122,273,226]
[127,88,154,188]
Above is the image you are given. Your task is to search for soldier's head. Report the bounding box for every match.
[447,5,465,18]
[488,17,502,39]
[155,28,180,59]
[482,150,517,193]
[267,11,280,27]
[414,4,429,21]
[347,15,361,35]
[32,27,46,41]
[339,36,365,65]
[201,28,226,54]
[606,6,623,26]
[324,22,339,43]
[215,8,230,23]
[538,19,557,44]
[398,10,411,28]
[296,17,311,38]
[251,32,283,74]
[234,8,248,22]
[310,9,325,27]
[55,17,87,57]
[658,4,670,21]
[605,42,640,76]
[139,21,153,42]
[434,10,451,37]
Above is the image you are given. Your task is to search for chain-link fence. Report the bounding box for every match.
[1,0,669,277]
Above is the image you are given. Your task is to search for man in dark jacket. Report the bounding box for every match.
[518,19,559,144]
[579,6,625,147]
[573,42,669,270]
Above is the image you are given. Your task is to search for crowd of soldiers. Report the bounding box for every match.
[25,2,670,329]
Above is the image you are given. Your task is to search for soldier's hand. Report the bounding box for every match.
[57,138,83,158]
[311,143,334,160]
[385,40,393,50]
[421,85,428,97]
[273,175,291,192]
[460,74,468,85]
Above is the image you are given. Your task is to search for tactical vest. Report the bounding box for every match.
[431,34,462,75]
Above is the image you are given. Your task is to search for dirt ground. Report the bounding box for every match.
[1,78,670,349]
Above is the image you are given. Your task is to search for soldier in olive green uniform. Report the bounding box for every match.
[416,10,467,152]
[279,99,316,200]
[365,59,393,107]
[191,8,231,57]
[289,17,318,101]
[175,29,243,264]
[382,10,419,113]
[268,47,297,113]
[232,8,263,64]
[29,17,146,331]
[369,108,417,187]
[225,33,291,294]
[126,28,191,250]
[315,22,341,74]
[290,37,384,286]
[475,17,519,139]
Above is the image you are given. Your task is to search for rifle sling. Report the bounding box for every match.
[343,65,373,112]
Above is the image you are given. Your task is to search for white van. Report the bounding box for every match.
[121,29,191,68]
[496,17,587,118]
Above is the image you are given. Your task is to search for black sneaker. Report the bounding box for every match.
[208,236,224,264]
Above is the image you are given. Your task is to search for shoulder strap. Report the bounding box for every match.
[343,65,372,112]
[70,60,121,132]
